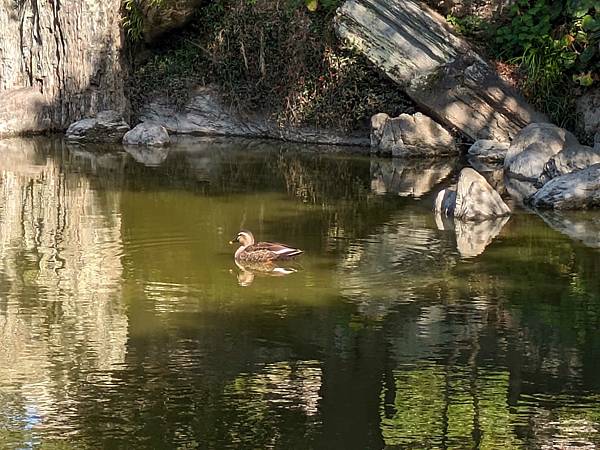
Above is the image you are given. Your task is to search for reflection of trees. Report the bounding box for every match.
[0,137,127,439]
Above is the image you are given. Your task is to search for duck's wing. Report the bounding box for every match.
[252,242,303,258]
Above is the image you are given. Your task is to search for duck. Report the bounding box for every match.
[229,230,303,263]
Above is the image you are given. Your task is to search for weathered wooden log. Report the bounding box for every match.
[334,0,546,142]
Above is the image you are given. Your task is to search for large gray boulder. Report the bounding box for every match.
[468,140,509,162]
[66,110,130,144]
[504,123,579,180]
[335,0,545,142]
[140,86,369,146]
[529,164,600,209]
[370,112,457,157]
[123,122,170,146]
[435,168,510,221]
[537,144,600,186]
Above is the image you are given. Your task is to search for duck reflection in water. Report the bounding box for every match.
[229,230,303,263]
[229,230,303,286]
[233,260,298,287]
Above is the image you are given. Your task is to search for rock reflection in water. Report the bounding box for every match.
[0,137,127,437]
[371,157,456,197]
[536,210,600,249]
[124,145,170,166]
[434,214,510,258]
[234,261,298,287]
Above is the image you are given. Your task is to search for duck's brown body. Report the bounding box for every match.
[230,231,303,263]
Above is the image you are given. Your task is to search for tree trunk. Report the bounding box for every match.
[0,0,128,137]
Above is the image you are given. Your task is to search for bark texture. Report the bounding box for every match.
[0,0,127,137]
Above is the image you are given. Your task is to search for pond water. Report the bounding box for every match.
[0,136,600,449]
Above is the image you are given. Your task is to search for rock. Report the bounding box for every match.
[140,0,203,43]
[529,164,600,209]
[505,177,537,206]
[370,112,457,157]
[0,0,126,135]
[123,122,170,146]
[576,87,600,141]
[504,123,579,180]
[371,157,456,197]
[468,140,509,162]
[454,168,510,221]
[140,86,369,146]
[537,144,600,186]
[66,111,130,144]
[434,188,457,217]
[334,0,545,142]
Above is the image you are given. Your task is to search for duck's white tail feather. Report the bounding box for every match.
[274,248,303,258]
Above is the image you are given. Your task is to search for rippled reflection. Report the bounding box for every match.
[0,136,599,449]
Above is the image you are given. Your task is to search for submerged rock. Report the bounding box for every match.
[537,144,600,186]
[454,168,510,221]
[468,140,509,162]
[529,164,600,209]
[65,110,130,144]
[370,112,457,157]
[504,123,578,180]
[123,122,170,146]
[335,0,544,141]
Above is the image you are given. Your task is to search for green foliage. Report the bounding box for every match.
[446,13,487,38]
[122,0,168,42]
[129,0,413,130]
[486,0,599,129]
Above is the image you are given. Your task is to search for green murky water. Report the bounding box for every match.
[1,136,600,449]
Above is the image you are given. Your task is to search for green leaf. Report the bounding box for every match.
[573,72,594,86]
[579,45,597,64]
[305,0,318,11]
[582,15,600,32]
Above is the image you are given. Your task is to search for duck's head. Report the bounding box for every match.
[229,230,254,246]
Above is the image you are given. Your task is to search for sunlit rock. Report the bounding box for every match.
[438,168,510,221]
[505,123,578,180]
[370,112,457,157]
[529,164,600,209]
[335,0,544,142]
[371,157,455,197]
[66,110,130,144]
[123,122,170,146]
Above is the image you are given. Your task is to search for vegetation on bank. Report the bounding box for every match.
[446,0,598,133]
[123,0,597,137]
[125,0,414,131]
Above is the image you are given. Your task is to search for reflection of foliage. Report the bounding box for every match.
[380,365,523,449]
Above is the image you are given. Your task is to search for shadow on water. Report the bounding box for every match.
[0,136,600,449]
